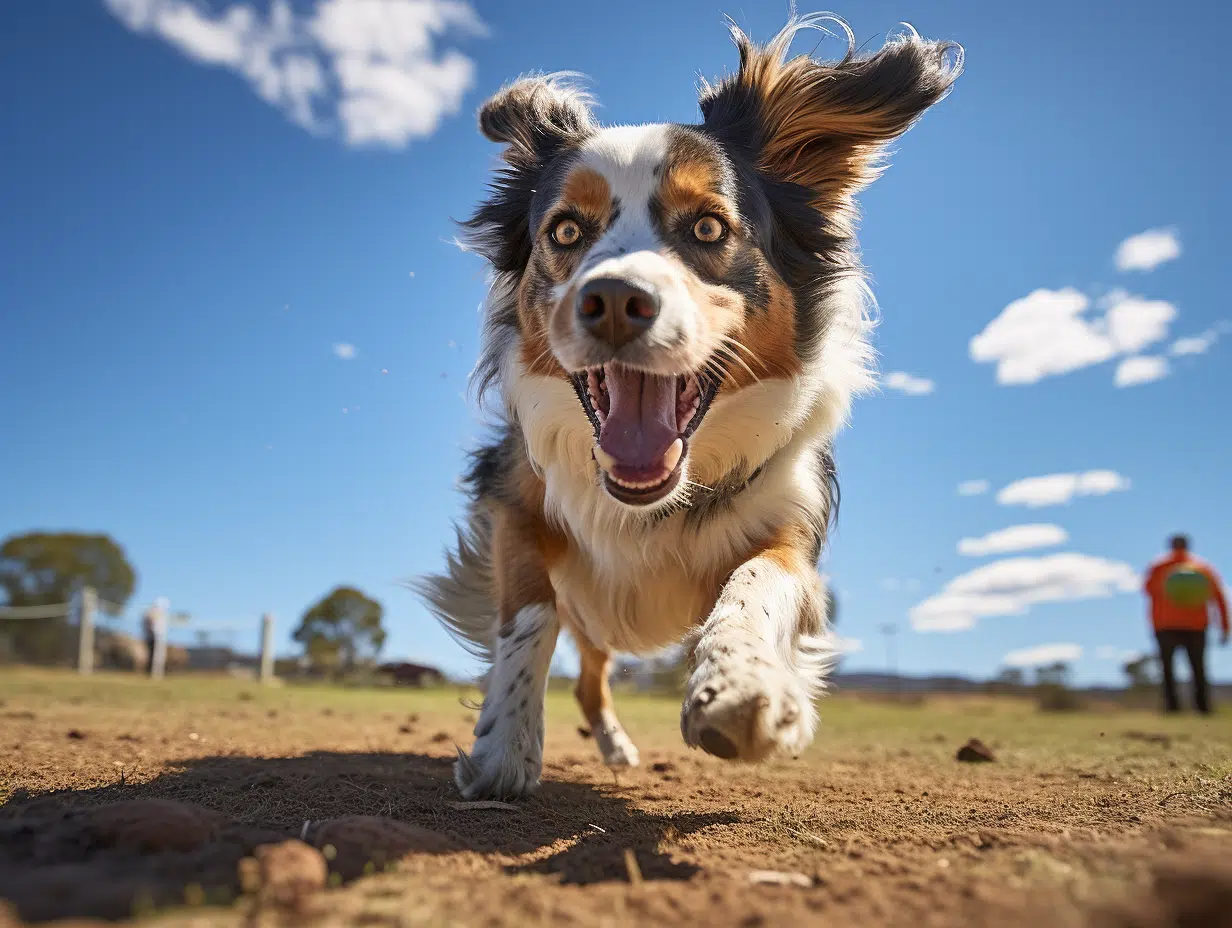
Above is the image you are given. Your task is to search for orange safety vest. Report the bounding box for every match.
[1144,553,1229,634]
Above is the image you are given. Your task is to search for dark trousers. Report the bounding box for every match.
[145,634,156,676]
[1156,629,1210,714]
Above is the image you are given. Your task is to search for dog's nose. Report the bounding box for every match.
[576,277,660,350]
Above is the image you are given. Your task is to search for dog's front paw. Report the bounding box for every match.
[454,730,543,800]
[680,646,815,762]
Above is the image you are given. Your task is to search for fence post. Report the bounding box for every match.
[77,587,97,675]
[259,613,275,684]
[151,600,168,680]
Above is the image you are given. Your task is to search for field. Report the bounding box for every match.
[2,670,1231,927]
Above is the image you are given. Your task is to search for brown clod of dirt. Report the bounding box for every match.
[85,799,222,853]
[577,726,592,739]
[650,762,675,773]
[430,732,451,743]
[311,816,455,880]
[246,840,327,908]
[956,739,995,763]
[66,729,86,740]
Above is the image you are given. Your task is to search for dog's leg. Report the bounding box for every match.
[573,633,639,768]
[455,508,562,800]
[680,524,833,762]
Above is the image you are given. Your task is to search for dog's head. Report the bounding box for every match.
[467,17,961,510]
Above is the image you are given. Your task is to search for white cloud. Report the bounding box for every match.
[1115,228,1181,273]
[1003,642,1083,668]
[909,552,1138,632]
[333,342,357,359]
[1170,325,1224,356]
[957,479,989,497]
[958,523,1069,557]
[1114,355,1169,387]
[883,371,935,395]
[104,0,485,148]
[970,288,1177,386]
[996,470,1130,508]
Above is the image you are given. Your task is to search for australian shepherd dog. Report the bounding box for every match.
[417,14,962,799]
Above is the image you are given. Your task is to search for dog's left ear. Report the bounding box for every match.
[701,19,962,213]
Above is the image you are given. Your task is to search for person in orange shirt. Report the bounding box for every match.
[1144,534,1229,714]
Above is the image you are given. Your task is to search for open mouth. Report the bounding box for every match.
[571,364,719,506]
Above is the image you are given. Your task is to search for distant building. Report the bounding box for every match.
[378,661,446,687]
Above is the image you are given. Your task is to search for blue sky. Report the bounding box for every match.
[2,1,1229,685]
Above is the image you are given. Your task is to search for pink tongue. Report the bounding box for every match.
[598,368,678,473]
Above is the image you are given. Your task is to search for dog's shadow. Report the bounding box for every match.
[0,750,737,921]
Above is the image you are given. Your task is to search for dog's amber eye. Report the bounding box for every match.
[551,218,583,248]
[692,215,725,243]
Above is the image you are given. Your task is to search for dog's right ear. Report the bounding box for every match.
[478,75,595,169]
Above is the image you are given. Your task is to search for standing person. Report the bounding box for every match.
[141,598,168,677]
[1144,535,1229,714]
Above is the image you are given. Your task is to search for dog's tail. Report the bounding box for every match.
[410,503,498,667]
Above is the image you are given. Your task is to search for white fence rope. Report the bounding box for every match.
[0,603,70,620]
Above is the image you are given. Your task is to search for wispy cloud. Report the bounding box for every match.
[333,342,357,359]
[996,470,1130,508]
[1003,642,1083,668]
[958,523,1068,557]
[970,288,1176,386]
[104,0,485,148]
[957,479,990,497]
[882,371,935,396]
[1114,355,1169,387]
[1115,228,1181,273]
[1170,323,1228,356]
[910,552,1137,632]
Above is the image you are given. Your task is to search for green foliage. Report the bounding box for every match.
[1033,662,1084,711]
[0,532,135,664]
[292,586,386,674]
[1123,654,1159,689]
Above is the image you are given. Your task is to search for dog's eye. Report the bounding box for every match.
[551,218,583,248]
[692,215,726,243]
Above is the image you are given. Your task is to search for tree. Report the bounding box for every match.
[293,586,386,674]
[0,532,135,663]
[995,667,1026,687]
[1123,654,1159,689]
[1034,662,1070,687]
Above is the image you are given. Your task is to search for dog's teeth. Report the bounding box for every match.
[594,445,618,473]
[662,438,683,472]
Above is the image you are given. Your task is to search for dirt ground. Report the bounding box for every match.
[2,670,1231,927]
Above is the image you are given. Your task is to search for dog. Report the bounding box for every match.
[416,14,962,799]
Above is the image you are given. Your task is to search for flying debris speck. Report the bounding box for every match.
[408,271,415,278]
[447,340,457,349]
[381,369,388,375]
[264,445,273,451]
[440,372,448,379]
[342,407,349,414]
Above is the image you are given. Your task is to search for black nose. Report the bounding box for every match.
[576,277,660,350]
